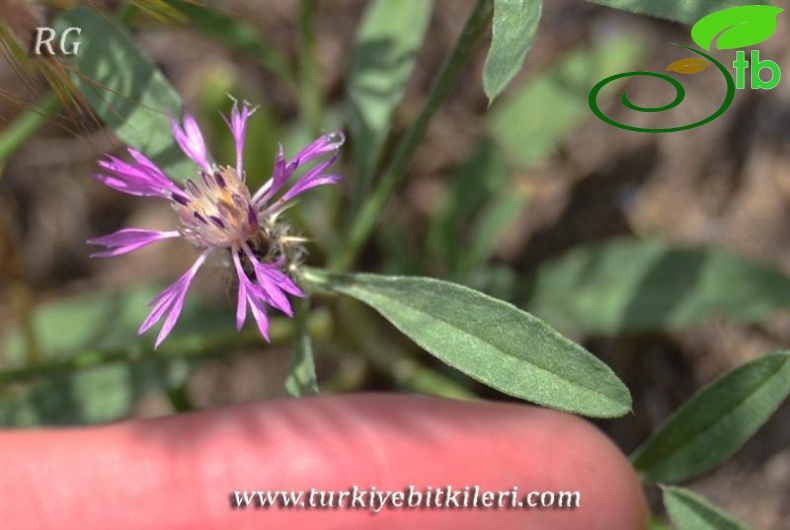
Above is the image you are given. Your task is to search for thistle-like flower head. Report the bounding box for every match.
[88,100,344,347]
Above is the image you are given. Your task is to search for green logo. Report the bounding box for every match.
[589,5,784,133]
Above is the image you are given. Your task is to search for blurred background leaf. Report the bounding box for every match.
[489,33,643,171]
[0,358,191,427]
[426,141,512,277]
[483,0,543,103]
[56,6,193,180]
[0,286,240,364]
[168,0,296,90]
[526,238,790,335]
[346,0,433,205]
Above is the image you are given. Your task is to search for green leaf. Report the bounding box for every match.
[647,512,672,530]
[527,238,790,335]
[483,0,543,103]
[632,351,790,483]
[347,0,433,198]
[427,142,511,273]
[489,34,643,170]
[691,5,783,51]
[2,288,161,363]
[304,269,631,418]
[0,359,192,426]
[56,6,194,180]
[284,298,319,397]
[662,487,750,530]
[587,0,770,25]
[1,286,241,367]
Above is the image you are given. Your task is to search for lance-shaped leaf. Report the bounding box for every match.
[56,6,194,180]
[691,5,784,51]
[662,487,750,530]
[632,351,790,483]
[303,269,631,418]
[483,0,544,103]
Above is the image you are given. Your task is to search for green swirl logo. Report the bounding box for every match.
[589,5,784,133]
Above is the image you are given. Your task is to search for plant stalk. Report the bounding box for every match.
[331,0,493,272]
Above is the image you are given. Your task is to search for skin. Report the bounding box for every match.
[0,394,647,530]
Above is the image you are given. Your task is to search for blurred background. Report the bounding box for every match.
[0,1,789,528]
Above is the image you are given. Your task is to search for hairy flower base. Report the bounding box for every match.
[88,100,344,347]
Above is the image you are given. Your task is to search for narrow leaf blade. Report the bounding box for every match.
[347,0,433,195]
[662,487,750,530]
[306,270,631,418]
[483,0,544,102]
[632,351,790,483]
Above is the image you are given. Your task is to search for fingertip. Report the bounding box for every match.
[0,394,647,530]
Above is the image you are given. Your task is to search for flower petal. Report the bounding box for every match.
[254,131,344,206]
[248,291,270,341]
[255,268,293,317]
[95,153,179,199]
[232,248,272,340]
[87,229,180,258]
[289,130,345,170]
[126,148,181,193]
[251,145,287,204]
[231,249,249,331]
[222,99,257,176]
[169,111,211,171]
[279,172,341,205]
[138,251,209,348]
[260,264,304,297]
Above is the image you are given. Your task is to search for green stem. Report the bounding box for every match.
[0,93,60,168]
[299,0,323,136]
[284,295,320,396]
[330,0,493,272]
[0,310,332,386]
[165,385,194,412]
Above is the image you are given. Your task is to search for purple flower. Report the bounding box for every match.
[88,100,344,348]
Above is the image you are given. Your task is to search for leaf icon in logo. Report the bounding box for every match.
[691,5,784,51]
[666,58,709,74]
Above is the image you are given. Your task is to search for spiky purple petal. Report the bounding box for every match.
[169,112,211,171]
[232,249,271,341]
[222,100,256,176]
[95,153,178,198]
[139,252,209,348]
[87,229,180,257]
